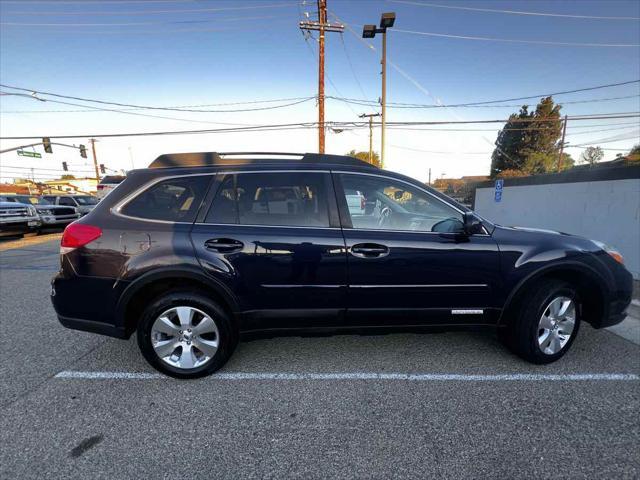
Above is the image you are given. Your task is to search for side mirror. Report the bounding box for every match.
[463,212,483,235]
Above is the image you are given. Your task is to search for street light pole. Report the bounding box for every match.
[381,29,387,168]
[363,12,395,169]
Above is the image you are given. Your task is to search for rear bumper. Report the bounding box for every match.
[57,313,128,339]
[51,272,129,339]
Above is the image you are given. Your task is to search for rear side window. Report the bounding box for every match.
[206,172,330,228]
[121,175,211,222]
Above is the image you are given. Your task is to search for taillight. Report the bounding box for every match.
[360,196,366,210]
[61,223,102,254]
[97,185,104,190]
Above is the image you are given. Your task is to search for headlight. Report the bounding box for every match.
[27,206,37,216]
[593,240,624,265]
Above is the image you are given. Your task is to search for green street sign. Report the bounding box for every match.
[17,150,42,158]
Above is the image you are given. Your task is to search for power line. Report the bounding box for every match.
[329,93,640,109]
[393,28,640,48]
[0,84,316,113]
[336,80,640,108]
[2,113,639,140]
[2,2,296,17]
[0,14,283,27]
[0,95,316,113]
[388,0,640,21]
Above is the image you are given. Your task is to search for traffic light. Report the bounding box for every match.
[42,137,52,154]
[62,162,68,172]
[99,164,106,174]
[79,144,87,158]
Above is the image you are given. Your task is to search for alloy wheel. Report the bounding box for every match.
[537,296,576,355]
[150,306,219,369]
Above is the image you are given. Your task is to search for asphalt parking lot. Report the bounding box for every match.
[1,235,639,479]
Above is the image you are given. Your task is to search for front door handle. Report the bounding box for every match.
[350,243,389,258]
[204,238,244,253]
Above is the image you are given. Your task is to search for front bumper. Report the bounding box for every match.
[597,268,634,328]
[0,218,41,236]
[40,214,80,225]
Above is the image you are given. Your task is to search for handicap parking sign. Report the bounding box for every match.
[494,179,504,202]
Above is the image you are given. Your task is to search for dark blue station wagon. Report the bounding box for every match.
[51,152,633,378]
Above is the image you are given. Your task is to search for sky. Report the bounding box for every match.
[0,0,639,184]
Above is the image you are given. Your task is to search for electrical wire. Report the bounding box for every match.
[0,84,316,113]
[329,93,640,109]
[388,1,640,21]
[0,14,283,27]
[393,28,640,48]
[4,80,637,113]
[2,113,639,141]
[1,2,296,17]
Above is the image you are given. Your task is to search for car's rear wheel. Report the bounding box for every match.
[501,279,581,364]
[137,291,237,378]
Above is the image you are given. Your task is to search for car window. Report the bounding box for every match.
[339,173,464,233]
[58,197,76,206]
[74,196,98,205]
[207,172,331,228]
[121,175,211,222]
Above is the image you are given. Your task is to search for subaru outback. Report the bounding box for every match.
[51,152,633,378]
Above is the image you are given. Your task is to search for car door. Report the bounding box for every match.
[191,170,348,331]
[334,171,502,326]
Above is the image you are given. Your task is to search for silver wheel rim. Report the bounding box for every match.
[537,296,576,355]
[151,306,220,370]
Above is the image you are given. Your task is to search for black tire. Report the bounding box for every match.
[137,290,238,379]
[501,279,581,364]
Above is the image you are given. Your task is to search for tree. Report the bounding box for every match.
[346,149,380,167]
[580,146,604,166]
[490,96,564,177]
[60,174,77,180]
[628,144,640,162]
[490,106,531,177]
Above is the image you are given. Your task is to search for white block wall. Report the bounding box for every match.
[475,179,640,279]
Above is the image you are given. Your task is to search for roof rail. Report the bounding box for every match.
[148,152,376,169]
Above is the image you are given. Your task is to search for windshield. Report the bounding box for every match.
[14,195,52,205]
[74,196,98,205]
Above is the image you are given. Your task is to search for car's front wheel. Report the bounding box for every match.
[502,279,581,364]
[137,291,238,378]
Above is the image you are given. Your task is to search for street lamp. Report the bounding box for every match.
[362,12,395,168]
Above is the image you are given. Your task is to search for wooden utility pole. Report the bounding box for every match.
[556,115,568,172]
[359,112,381,165]
[299,1,344,154]
[89,138,100,180]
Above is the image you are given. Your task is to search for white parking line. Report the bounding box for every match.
[54,371,640,381]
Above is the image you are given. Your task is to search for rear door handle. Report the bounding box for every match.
[350,243,389,258]
[204,238,244,253]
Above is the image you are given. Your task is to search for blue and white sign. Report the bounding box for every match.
[494,179,504,203]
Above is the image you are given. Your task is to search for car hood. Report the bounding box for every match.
[491,224,600,253]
